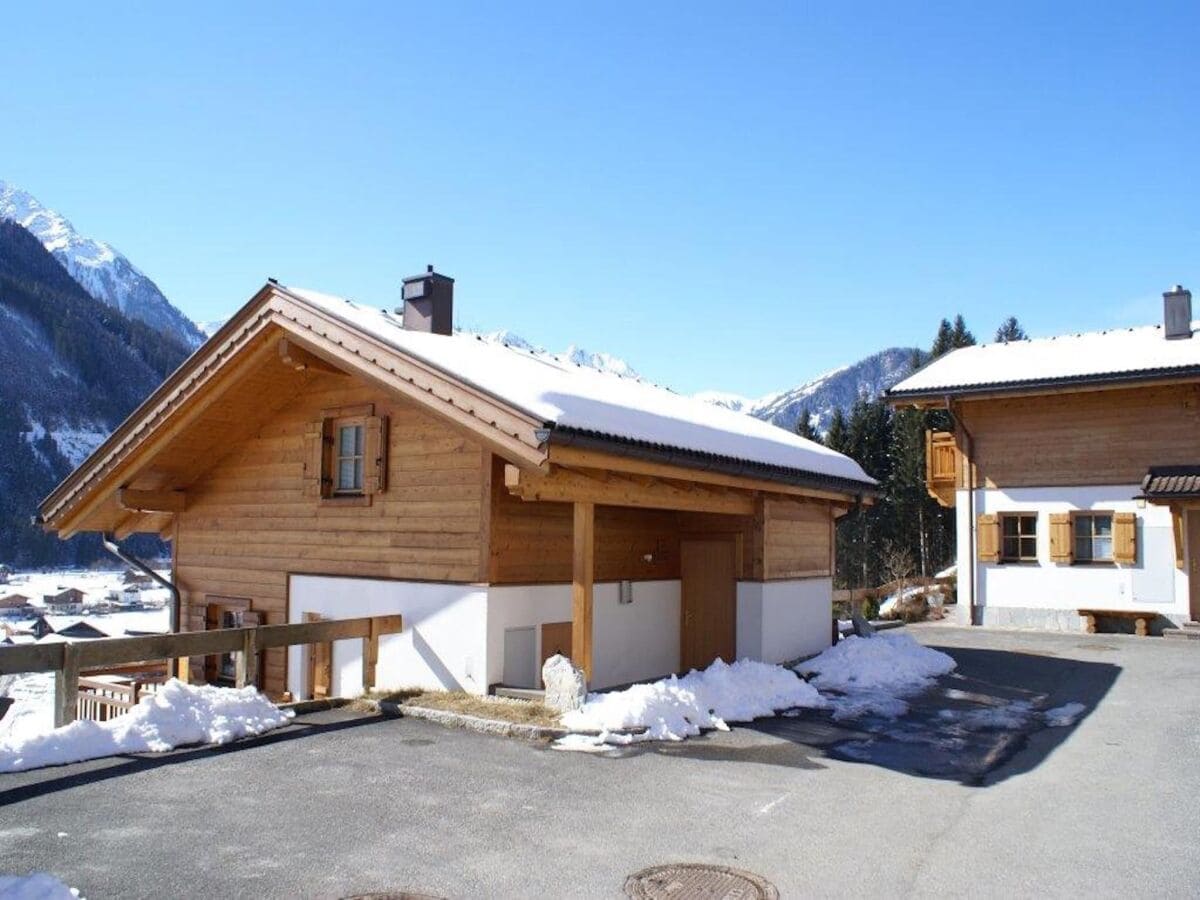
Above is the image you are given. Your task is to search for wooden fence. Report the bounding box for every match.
[0,614,403,728]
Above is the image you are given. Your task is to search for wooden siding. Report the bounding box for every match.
[761,499,834,579]
[175,375,486,694]
[959,383,1200,488]
[488,457,682,583]
[489,455,834,584]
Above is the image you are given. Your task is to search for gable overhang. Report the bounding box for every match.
[886,366,1200,408]
[38,283,551,538]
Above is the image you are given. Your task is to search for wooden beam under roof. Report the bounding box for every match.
[504,464,757,516]
[118,488,186,514]
[277,337,347,376]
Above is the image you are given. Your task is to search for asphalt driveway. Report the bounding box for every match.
[2,626,1198,898]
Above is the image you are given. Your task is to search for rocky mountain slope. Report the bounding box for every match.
[0,219,190,566]
[0,181,204,348]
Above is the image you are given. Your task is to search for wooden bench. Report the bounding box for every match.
[1079,609,1155,637]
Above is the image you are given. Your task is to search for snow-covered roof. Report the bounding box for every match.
[889,321,1200,399]
[284,287,876,491]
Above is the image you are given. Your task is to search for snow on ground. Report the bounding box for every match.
[0,673,54,743]
[559,658,828,747]
[0,872,80,899]
[0,679,292,774]
[937,700,1036,731]
[1043,701,1087,728]
[934,563,957,580]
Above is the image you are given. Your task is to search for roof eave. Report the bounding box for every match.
[886,364,1200,405]
[546,426,880,500]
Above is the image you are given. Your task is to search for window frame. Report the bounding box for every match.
[331,417,367,496]
[1071,511,1115,565]
[316,403,376,507]
[999,512,1039,564]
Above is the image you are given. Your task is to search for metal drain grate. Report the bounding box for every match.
[624,863,779,899]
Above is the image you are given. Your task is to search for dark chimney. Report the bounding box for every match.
[399,265,454,335]
[1164,284,1192,340]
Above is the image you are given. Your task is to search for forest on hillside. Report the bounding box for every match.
[796,313,1029,590]
[0,220,191,568]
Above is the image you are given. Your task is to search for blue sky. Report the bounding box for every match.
[3,2,1197,396]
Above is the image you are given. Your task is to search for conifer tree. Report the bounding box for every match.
[995,316,1027,342]
[794,405,819,442]
[825,407,849,454]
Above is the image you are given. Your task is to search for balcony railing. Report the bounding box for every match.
[925,431,959,507]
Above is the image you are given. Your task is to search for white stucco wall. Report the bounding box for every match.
[737,578,833,663]
[486,580,680,690]
[287,575,488,699]
[954,485,1189,630]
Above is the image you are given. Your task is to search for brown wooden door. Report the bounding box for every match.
[539,621,573,687]
[680,538,737,671]
[1188,512,1200,621]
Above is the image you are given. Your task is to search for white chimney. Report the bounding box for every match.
[1164,285,1192,340]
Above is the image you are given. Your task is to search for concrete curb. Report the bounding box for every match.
[371,699,570,741]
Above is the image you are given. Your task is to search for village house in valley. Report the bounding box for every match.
[36,269,876,699]
[888,285,1200,636]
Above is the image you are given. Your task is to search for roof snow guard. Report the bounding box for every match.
[887,321,1200,403]
[1138,466,1200,501]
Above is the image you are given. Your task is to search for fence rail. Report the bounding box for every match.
[0,614,403,728]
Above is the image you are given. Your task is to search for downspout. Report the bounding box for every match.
[101,532,180,636]
[948,398,980,627]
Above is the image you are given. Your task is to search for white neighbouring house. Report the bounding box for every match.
[887,285,1200,634]
[39,269,877,699]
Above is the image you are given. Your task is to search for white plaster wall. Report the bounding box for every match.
[486,581,680,690]
[738,578,832,663]
[735,583,763,661]
[287,575,488,699]
[956,485,1188,629]
[760,578,834,662]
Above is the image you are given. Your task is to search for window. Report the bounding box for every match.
[1001,514,1038,562]
[334,421,365,494]
[1074,513,1114,563]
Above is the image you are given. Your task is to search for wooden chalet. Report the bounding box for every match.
[38,268,876,698]
[888,284,1200,635]
[42,588,85,614]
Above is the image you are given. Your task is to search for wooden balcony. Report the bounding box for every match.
[925,430,960,508]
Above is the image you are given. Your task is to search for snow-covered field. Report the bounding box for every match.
[1,569,170,743]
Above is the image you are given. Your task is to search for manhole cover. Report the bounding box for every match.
[624,863,779,899]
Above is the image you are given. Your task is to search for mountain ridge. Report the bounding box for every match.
[0,181,204,348]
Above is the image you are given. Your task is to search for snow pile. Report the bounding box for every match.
[0,872,80,899]
[0,680,292,774]
[0,673,55,743]
[1043,701,1087,727]
[797,633,957,721]
[560,658,827,746]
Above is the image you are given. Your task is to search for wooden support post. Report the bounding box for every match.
[572,500,595,684]
[54,642,81,728]
[235,628,258,688]
[362,618,381,692]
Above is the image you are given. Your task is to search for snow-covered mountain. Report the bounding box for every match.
[742,348,917,435]
[474,329,641,378]
[0,181,204,348]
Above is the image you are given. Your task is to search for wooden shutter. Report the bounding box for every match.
[364,415,388,495]
[1049,513,1074,563]
[303,419,327,498]
[1113,512,1137,564]
[976,514,999,563]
